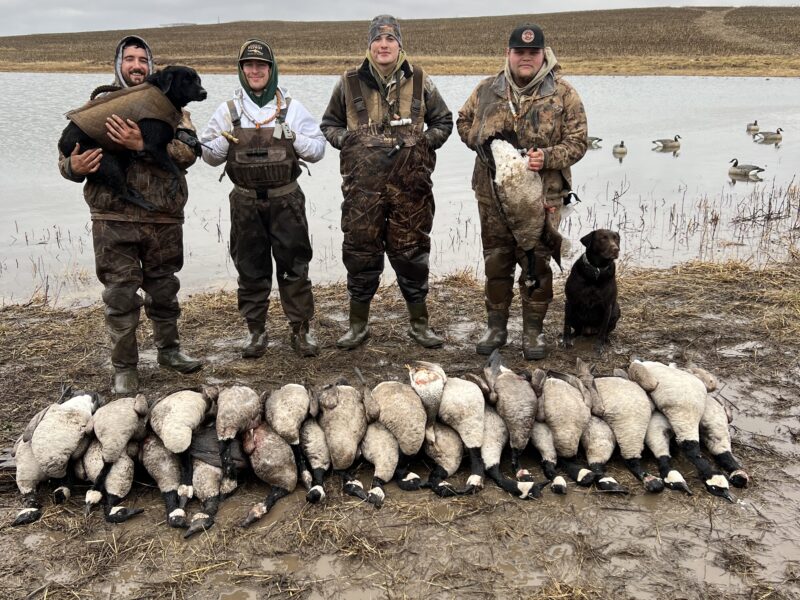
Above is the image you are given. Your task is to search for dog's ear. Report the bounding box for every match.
[613,231,620,245]
[152,68,174,94]
[580,231,595,248]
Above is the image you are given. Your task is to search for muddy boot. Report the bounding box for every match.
[337,301,371,349]
[291,321,320,357]
[242,324,268,359]
[153,321,203,374]
[407,302,444,349]
[113,368,139,395]
[521,302,548,360]
[475,309,509,355]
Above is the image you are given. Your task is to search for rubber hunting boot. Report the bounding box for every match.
[475,309,509,355]
[242,324,268,359]
[291,321,320,357]
[521,302,548,360]
[336,301,371,349]
[153,321,203,374]
[113,368,139,396]
[407,301,444,349]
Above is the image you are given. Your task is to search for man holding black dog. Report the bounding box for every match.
[457,23,588,360]
[59,35,203,394]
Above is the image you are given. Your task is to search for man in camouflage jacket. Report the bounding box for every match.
[58,35,202,394]
[457,23,588,359]
[320,15,453,349]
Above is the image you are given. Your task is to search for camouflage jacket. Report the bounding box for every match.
[457,66,587,203]
[320,59,452,151]
[58,109,197,224]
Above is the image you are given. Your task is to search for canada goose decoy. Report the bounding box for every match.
[587,136,602,148]
[652,135,681,150]
[746,120,759,134]
[728,158,765,179]
[753,127,782,143]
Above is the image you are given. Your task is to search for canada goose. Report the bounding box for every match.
[422,422,465,497]
[612,141,627,162]
[77,439,142,523]
[216,385,261,481]
[587,136,602,148]
[83,394,148,517]
[644,411,692,495]
[483,406,548,499]
[183,425,246,538]
[583,364,664,493]
[746,120,759,134]
[728,159,765,179]
[362,376,426,491]
[408,361,485,494]
[315,379,369,500]
[482,350,537,481]
[139,433,189,528]
[580,416,628,494]
[753,128,782,143]
[627,361,733,502]
[530,422,568,494]
[700,395,750,489]
[300,418,330,503]
[360,422,399,508]
[538,371,596,487]
[149,388,215,509]
[652,134,681,150]
[265,383,314,483]
[241,422,298,527]
[12,438,48,526]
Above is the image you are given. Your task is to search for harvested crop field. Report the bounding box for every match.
[2,7,800,76]
[1,260,799,599]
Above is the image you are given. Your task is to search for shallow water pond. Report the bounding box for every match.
[1,73,798,304]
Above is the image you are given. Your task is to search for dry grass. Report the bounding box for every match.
[2,7,800,76]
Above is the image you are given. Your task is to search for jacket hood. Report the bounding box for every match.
[114,35,154,88]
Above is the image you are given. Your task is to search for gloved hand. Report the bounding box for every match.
[175,128,203,157]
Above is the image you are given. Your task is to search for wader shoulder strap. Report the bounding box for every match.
[346,69,369,127]
[411,67,424,124]
[227,100,241,127]
[278,95,291,124]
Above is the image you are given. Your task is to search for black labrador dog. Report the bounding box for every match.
[563,229,621,351]
[58,65,207,211]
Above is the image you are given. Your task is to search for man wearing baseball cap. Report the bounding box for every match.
[457,23,588,360]
[320,15,453,350]
[200,38,326,358]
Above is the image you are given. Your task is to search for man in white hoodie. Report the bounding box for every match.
[201,38,326,358]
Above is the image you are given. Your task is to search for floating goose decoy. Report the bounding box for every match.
[612,141,627,155]
[652,134,681,150]
[728,158,765,179]
[587,136,602,148]
[753,128,782,143]
[746,120,759,134]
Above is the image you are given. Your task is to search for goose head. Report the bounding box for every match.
[705,473,734,503]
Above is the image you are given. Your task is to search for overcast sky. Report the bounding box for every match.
[1,1,797,37]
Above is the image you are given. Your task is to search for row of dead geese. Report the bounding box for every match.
[11,352,749,537]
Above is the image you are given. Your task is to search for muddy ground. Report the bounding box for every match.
[1,261,799,600]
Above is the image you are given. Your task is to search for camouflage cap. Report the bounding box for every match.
[508,23,545,49]
[238,39,274,64]
[368,15,402,47]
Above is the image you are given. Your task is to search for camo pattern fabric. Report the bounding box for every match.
[58,110,197,223]
[92,220,183,367]
[229,187,315,327]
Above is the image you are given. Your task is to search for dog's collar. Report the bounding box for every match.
[580,252,613,280]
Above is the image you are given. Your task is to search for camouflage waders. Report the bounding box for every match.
[225,98,317,356]
[339,68,435,305]
[93,220,198,387]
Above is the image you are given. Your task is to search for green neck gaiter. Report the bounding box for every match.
[366,48,407,94]
[238,61,280,108]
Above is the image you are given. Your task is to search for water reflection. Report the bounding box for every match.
[1,73,799,304]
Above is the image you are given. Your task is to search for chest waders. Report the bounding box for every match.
[224,98,318,358]
[335,68,443,350]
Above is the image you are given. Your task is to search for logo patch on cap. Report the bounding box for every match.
[521,29,535,43]
[246,43,264,56]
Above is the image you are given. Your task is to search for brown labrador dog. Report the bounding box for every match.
[563,229,621,351]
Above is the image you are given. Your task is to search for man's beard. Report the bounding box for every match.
[125,70,146,85]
